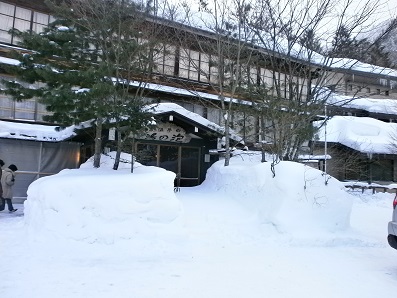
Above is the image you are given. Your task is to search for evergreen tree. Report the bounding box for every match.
[358,40,392,68]
[299,29,323,54]
[2,0,157,169]
[329,24,393,68]
[329,25,362,59]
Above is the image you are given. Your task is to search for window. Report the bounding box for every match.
[33,12,49,25]
[15,99,36,120]
[240,64,258,86]
[0,27,11,43]
[179,49,190,79]
[0,75,51,121]
[164,45,176,75]
[0,1,51,45]
[0,2,15,43]
[152,43,177,76]
[260,68,274,88]
[0,1,14,15]
[209,55,219,84]
[15,7,31,20]
[199,53,210,83]
[177,49,208,82]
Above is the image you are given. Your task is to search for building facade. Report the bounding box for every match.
[1,0,397,186]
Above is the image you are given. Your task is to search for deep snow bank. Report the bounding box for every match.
[202,152,353,235]
[24,153,184,244]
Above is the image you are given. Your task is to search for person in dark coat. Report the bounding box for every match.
[0,164,18,213]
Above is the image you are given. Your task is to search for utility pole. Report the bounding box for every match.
[324,104,328,185]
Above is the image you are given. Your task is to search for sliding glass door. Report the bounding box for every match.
[136,143,201,186]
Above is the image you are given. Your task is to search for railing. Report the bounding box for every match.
[343,182,397,194]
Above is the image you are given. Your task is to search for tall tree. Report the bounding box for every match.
[2,0,158,169]
[177,0,255,166]
[239,0,396,174]
[329,25,361,58]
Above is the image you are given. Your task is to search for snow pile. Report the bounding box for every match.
[202,152,353,236]
[24,150,353,249]
[24,152,184,245]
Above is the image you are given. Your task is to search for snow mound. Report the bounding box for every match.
[202,153,353,236]
[24,152,184,245]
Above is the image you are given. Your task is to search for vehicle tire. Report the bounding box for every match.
[387,234,397,250]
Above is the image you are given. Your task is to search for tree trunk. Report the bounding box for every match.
[224,114,231,166]
[93,117,103,168]
[113,127,122,170]
[260,114,266,163]
[131,136,136,173]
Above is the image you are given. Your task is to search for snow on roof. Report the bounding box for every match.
[156,6,397,78]
[327,57,397,78]
[327,92,397,115]
[314,116,397,154]
[0,120,77,142]
[150,102,242,141]
[0,56,20,66]
[298,154,332,161]
[110,77,251,106]
[155,4,397,78]
[0,103,241,142]
[2,18,397,79]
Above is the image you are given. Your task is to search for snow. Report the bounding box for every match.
[314,115,397,154]
[25,153,184,245]
[327,92,397,115]
[2,6,397,81]
[0,56,20,66]
[150,102,242,141]
[0,120,77,141]
[0,102,240,142]
[329,57,397,77]
[1,151,397,297]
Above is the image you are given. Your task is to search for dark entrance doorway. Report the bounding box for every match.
[136,143,201,187]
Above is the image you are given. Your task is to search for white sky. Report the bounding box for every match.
[0,151,396,297]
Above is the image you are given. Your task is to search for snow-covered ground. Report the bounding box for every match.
[1,152,397,298]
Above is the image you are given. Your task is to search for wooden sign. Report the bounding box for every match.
[139,122,191,143]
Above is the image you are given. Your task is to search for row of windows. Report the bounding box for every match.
[0,1,308,100]
[0,75,50,121]
[347,84,390,96]
[152,43,310,99]
[0,1,53,44]
[0,95,50,121]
